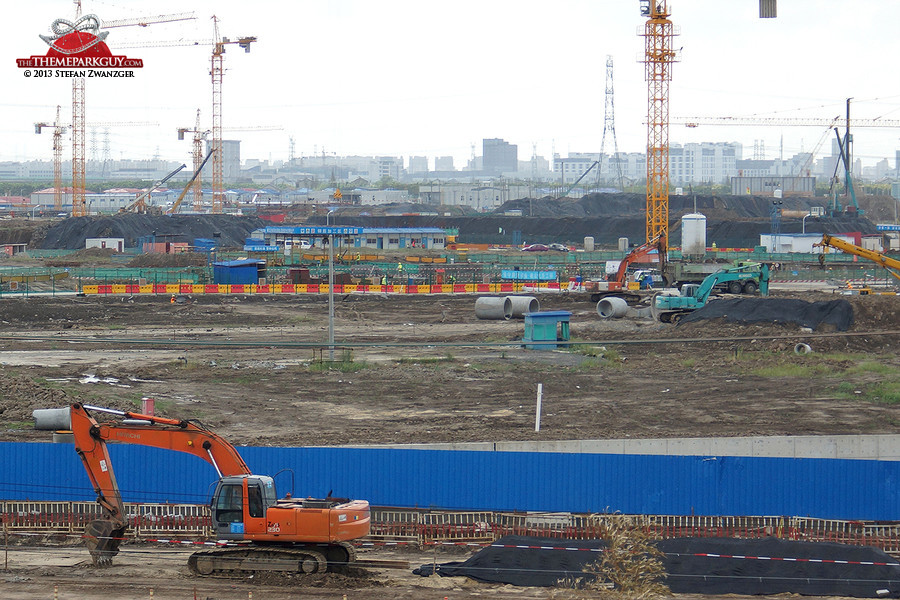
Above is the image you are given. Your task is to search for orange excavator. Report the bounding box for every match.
[33,403,370,574]
[585,234,666,303]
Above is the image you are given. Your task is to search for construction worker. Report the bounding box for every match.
[170,294,176,304]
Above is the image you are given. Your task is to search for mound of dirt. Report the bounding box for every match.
[0,371,73,422]
[40,214,266,250]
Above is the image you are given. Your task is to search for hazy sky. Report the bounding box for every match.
[3,0,899,171]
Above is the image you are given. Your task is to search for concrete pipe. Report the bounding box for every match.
[794,343,813,355]
[33,407,72,431]
[506,296,540,318]
[52,430,75,444]
[597,296,629,319]
[475,296,513,320]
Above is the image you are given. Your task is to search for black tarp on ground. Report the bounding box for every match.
[678,297,854,331]
[660,537,900,597]
[413,535,603,587]
[414,535,900,597]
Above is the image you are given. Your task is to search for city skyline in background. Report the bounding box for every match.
[2,1,899,175]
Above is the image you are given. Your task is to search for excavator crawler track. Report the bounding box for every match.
[187,542,356,576]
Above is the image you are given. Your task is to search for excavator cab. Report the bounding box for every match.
[212,475,277,540]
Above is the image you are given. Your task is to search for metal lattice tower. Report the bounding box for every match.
[210,16,255,214]
[178,109,210,212]
[192,110,205,211]
[641,0,678,250]
[35,106,67,212]
[51,106,65,212]
[72,75,87,217]
[211,17,224,214]
[598,55,624,191]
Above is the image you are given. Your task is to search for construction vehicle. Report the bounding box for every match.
[167,149,215,215]
[651,262,770,323]
[119,164,186,215]
[33,403,370,574]
[585,234,665,303]
[815,233,900,285]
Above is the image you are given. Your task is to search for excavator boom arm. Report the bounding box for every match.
[613,234,665,284]
[37,403,252,521]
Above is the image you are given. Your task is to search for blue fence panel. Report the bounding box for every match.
[3,443,900,520]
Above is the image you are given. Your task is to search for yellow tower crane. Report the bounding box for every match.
[640,0,678,253]
[177,109,210,212]
[210,16,256,214]
[34,106,67,213]
[61,2,195,217]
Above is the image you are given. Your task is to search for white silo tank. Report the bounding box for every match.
[681,213,707,257]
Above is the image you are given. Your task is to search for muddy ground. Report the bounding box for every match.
[1,289,899,600]
[0,290,898,445]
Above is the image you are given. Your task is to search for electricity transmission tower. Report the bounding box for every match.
[598,55,624,191]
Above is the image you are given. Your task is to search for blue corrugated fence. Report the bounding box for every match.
[1,442,898,520]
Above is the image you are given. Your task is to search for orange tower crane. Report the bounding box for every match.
[640,0,678,252]
[210,16,256,214]
[34,106,67,212]
[177,109,210,212]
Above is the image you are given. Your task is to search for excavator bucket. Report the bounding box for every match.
[84,519,126,566]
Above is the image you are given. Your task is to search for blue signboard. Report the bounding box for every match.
[244,244,279,252]
[264,226,362,235]
[501,269,557,281]
[876,224,900,232]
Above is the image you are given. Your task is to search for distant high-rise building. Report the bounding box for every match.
[483,138,517,174]
[408,156,428,174]
[205,139,241,182]
[434,156,455,171]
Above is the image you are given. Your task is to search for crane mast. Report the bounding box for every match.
[210,17,256,214]
[641,0,678,253]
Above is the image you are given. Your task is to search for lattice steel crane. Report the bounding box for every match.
[58,2,195,217]
[177,109,210,212]
[210,16,256,214]
[640,0,678,253]
[34,106,67,212]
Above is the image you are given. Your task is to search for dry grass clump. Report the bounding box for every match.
[554,514,670,600]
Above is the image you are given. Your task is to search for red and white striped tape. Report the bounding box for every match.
[7,530,900,567]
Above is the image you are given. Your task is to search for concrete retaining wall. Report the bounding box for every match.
[340,434,900,461]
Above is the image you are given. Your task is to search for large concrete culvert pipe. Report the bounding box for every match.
[597,296,629,319]
[506,296,540,319]
[33,407,72,431]
[475,296,513,320]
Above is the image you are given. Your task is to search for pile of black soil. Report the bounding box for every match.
[678,297,855,331]
[40,214,266,250]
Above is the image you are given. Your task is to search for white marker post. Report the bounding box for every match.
[535,383,543,432]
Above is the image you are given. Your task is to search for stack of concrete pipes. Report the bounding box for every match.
[475,296,540,320]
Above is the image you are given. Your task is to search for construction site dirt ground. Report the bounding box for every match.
[1,290,899,599]
[0,290,898,446]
